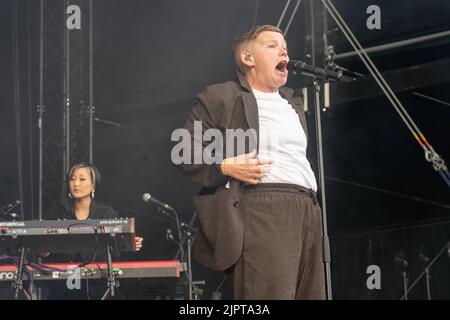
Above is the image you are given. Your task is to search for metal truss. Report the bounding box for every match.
[37,0,94,219]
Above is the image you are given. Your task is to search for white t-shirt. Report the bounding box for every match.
[253,89,317,191]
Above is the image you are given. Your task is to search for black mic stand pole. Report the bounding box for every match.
[304,0,371,300]
[402,270,409,300]
[184,227,193,300]
[179,222,199,300]
[424,266,431,300]
[312,79,333,300]
[309,0,333,300]
[419,248,432,300]
[394,251,409,300]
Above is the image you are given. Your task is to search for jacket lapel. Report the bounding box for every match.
[237,72,259,149]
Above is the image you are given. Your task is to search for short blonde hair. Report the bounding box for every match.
[232,25,283,73]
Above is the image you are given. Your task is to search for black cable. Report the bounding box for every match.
[326,176,450,210]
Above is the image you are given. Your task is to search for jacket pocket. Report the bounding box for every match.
[192,193,217,251]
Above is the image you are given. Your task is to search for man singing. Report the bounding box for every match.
[176,25,325,299]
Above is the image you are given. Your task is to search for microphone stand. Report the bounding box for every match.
[156,204,197,300]
[424,266,431,300]
[309,76,335,300]
[394,250,409,300]
[419,248,431,300]
[400,241,450,300]
[298,2,354,299]
[174,210,197,260]
[402,270,409,300]
[183,224,194,300]
[100,244,117,300]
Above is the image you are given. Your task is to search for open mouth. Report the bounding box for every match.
[275,60,288,75]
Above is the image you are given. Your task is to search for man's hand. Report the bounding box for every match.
[220,149,271,185]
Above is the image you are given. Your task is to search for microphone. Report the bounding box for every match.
[394,257,409,268]
[287,59,356,82]
[1,200,20,220]
[419,253,430,264]
[5,212,18,219]
[142,193,175,212]
[180,222,196,235]
[166,228,174,240]
[418,246,430,265]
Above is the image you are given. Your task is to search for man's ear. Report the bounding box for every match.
[240,51,254,67]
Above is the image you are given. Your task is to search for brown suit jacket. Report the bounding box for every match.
[177,71,308,270]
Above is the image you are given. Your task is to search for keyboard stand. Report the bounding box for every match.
[13,246,31,300]
[100,244,125,300]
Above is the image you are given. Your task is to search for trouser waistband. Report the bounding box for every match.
[245,183,318,205]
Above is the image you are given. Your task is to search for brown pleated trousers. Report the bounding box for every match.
[231,183,326,300]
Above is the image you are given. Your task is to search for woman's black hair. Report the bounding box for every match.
[66,162,101,189]
[62,162,101,218]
